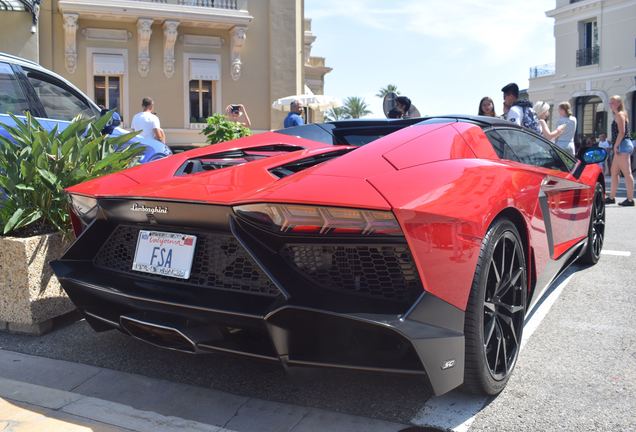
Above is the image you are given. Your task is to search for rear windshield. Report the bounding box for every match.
[274,119,420,146]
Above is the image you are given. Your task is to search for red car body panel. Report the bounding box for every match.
[53,116,604,396]
[67,120,602,312]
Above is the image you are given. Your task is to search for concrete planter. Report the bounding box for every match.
[0,232,74,335]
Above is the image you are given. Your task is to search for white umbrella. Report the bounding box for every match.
[272,90,342,112]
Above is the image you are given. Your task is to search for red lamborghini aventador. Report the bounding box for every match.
[51,116,607,395]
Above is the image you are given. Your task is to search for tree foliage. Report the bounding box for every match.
[343,96,372,119]
[324,106,350,122]
[376,84,400,98]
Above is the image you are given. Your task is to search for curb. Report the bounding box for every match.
[0,349,409,432]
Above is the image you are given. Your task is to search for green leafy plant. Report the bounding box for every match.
[0,112,143,237]
[201,113,251,144]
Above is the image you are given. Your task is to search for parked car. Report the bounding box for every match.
[51,115,607,396]
[0,52,171,163]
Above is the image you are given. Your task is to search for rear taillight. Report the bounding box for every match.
[68,194,98,237]
[233,203,403,236]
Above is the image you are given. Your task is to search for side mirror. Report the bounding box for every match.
[581,147,608,164]
[572,146,607,179]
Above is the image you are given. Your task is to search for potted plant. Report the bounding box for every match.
[0,113,142,334]
[201,113,251,144]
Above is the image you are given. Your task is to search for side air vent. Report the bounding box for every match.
[269,149,354,179]
[175,144,305,176]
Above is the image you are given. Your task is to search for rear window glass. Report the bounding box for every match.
[275,122,413,146]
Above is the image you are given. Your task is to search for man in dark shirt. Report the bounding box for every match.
[283,100,304,128]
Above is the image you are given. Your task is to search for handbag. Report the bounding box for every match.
[618,137,634,154]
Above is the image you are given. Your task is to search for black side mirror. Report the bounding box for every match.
[572,146,607,179]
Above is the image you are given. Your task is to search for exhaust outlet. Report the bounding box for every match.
[120,316,197,353]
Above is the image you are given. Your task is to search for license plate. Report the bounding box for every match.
[132,230,197,279]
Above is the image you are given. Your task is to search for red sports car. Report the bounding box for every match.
[51,116,607,395]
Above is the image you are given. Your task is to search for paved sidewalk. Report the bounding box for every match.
[0,349,410,432]
[0,397,126,432]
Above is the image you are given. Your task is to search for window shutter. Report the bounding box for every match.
[189,59,219,81]
[93,54,125,75]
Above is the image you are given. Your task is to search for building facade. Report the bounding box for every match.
[0,0,331,145]
[528,0,636,143]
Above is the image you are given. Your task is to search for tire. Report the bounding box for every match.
[462,218,527,395]
[578,182,605,265]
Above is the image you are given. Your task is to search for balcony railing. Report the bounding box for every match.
[529,63,555,79]
[576,46,599,67]
[133,0,246,9]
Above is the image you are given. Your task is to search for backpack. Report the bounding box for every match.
[513,100,541,134]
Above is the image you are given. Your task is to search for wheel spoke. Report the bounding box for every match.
[509,246,516,277]
[498,314,519,348]
[500,321,509,373]
[497,302,524,315]
[500,239,506,282]
[484,315,496,348]
[490,258,501,284]
[510,267,523,286]
[493,323,502,372]
[484,301,496,314]
[496,269,522,299]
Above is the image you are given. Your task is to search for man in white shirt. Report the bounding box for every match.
[131,97,166,143]
[502,83,523,126]
[501,83,542,134]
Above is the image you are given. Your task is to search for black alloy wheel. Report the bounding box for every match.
[482,230,526,381]
[579,182,605,265]
[463,219,527,395]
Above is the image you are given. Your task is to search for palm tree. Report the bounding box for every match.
[343,97,372,119]
[324,106,349,122]
[376,84,400,98]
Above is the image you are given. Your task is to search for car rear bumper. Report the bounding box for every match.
[52,260,465,395]
[51,199,466,395]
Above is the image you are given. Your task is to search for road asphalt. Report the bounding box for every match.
[0,177,634,431]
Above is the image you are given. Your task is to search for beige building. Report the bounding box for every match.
[529,0,636,142]
[0,0,331,145]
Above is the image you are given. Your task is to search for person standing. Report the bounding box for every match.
[553,102,577,156]
[605,95,634,206]
[598,133,612,175]
[478,96,496,117]
[283,100,304,128]
[225,103,251,127]
[501,83,541,134]
[533,101,553,140]
[131,97,165,143]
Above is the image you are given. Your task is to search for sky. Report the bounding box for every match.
[304,0,557,118]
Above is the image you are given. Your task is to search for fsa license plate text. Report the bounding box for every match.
[132,230,197,279]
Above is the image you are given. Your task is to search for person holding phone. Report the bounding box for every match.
[225,104,251,128]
